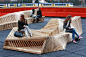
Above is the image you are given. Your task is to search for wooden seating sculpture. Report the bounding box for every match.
[3,16,83,54]
[0,9,45,31]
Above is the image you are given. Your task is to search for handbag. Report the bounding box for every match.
[14,31,23,37]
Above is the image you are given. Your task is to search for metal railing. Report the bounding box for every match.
[0,3,73,8]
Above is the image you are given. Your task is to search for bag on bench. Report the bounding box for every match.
[14,31,23,37]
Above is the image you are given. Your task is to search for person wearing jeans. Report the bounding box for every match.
[69,29,79,40]
[18,14,32,38]
[36,8,42,22]
[33,8,42,23]
[20,26,32,37]
[63,15,83,44]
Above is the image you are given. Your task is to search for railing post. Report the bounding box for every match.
[58,0,59,6]
[52,3,54,7]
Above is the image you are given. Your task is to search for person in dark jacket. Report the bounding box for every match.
[18,14,32,37]
[63,15,83,44]
[33,8,42,23]
[37,8,42,18]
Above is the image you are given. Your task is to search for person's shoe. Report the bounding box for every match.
[37,18,39,22]
[73,41,77,44]
[30,36,32,37]
[79,36,83,39]
[30,35,32,37]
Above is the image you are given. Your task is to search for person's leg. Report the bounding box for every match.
[32,15,37,23]
[34,16,37,20]
[25,26,32,37]
[20,29,30,38]
[33,16,38,23]
[33,19,35,23]
[72,31,77,43]
[72,31,75,40]
[24,29,30,38]
[69,29,77,43]
[72,29,79,37]
[20,29,24,31]
[69,29,75,40]
[37,15,40,18]
[37,15,41,22]
[72,29,83,39]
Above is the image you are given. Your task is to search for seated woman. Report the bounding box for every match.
[18,14,32,38]
[36,8,42,22]
[33,8,42,23]
[63,15,83,44]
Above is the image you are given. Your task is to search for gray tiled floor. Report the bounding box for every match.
[0,17,86,57]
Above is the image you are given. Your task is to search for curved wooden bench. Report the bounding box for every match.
[3,19,70,54]
[3,16,83,54]
[0,13,18,31]
[3,27,71,54]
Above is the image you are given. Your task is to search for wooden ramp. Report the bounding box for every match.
[3,16,83,54]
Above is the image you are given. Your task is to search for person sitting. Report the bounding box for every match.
[18,14,32,38]
[63,15,83,44]
[36,8,42,22]
[30,9,39,23]
[32,8,42,23]
[30,9,37,23]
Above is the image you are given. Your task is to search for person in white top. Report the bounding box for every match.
[30,9,38,23]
